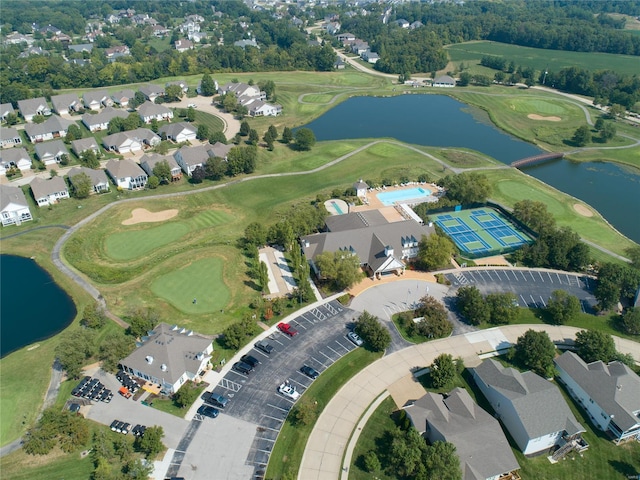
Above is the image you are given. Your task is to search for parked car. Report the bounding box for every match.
[277,322,298,337]
[278,382,300,401]
[197,405,220,419]
[69,403,81,413]
[300,365,320,380]
[255,340,274,354]
[347,331,363,347]
[241,354,260,368]
[233,361,253,375]
[204,392,229,409]
[132,424,147,437]
[187,103,197,108]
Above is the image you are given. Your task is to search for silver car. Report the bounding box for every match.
[347,331,363,346]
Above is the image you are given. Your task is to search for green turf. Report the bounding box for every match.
[186,210,231,229]
[193,109,225,133]
[150,257,230,314]
[446,41,640,76]
[508,98,567,116]
[0,449,94,480]
[104,222,190,261]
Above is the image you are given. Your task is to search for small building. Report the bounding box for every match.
[118,323,213,395]
[0,103,16,122]
[17,97,51,122]
[30,176,70,207]
[234,38,259,49]
[433,75,456,88]
[0,127,22,148]
[555,351,640,444]
[24,115,75,143]
[105,159,148,190]
[472,359,587,456]
[68,43,93,54]
[0,185,33,226]
[217,82,264,100]
[395,19,410,29]
[68,166,110,194]
[138,84,165,102]
[173,144,210,176]
[34,140,68,165]
[159,122,196,143]
[361,50,379,64]
[139,153,182,181]
[110,89,136,107]
[102,128,159,154]
[175,39,193,53]
[334,57,345,70]
[207,141,232,161]
[50,93,81,115]
[247,100,282,117]
[71,137,100,157]
[83,90,113,110]
[82,107,128,132]
[138,101,173,123]
[166,80,189,93]
[0,147,32,173]
[353,179,368,198]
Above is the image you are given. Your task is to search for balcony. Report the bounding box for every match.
[498,471,521,480]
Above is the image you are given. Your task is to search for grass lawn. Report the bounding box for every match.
[150,257,230,314]
[446,41,640,77]
[266,347,383,480]
[0,448,94,480]
[149,381,206,417]
[105,222,190,260]
[193,109,225,133]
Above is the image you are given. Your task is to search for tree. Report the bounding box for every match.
[222,93,237,113]
[186,107,196,122]
[290,396,319,426]
[608,103,626,119]
[512,199,556,234]
[594,117,605,130]
[55,329,96,379]
[575,329,617,363]
[625,246,640,270]
[71,172,92,199]
[239,120,250,136]
[438,172,490,204]
[458,71,471,86]
[417,233,455,270]
[244,222,268,246]
[315,250,362,290]
[200,73,216,96]
[546,290,581,325]
[281,126,293,144]
[599,122,616,142]
[191,165,206,183]
[59,154,69,166]
[294,128,316,151]
[486,292,519,325]
[516,329,556,377]
[209,130,227,144]
[256,260,269,293]
[65,124,82,142]
[413,295,452,338]
[173,384,198,409]
[135,425,164,458]
[127,307,158,338]
[248,128,259,145]
[80,149,100,169]
[81,302,107,329]
[387,427,428,478]
[621,308,640,335]
[363,451,381,474]
[258,79,276,99]
[430,353,457,388]
[152,160,172,184]
[197,124,209,140]
[146,175,159,189]
[98,331,135,372]
[595,262,640,310]
[149,118,159,133]
[203,156,225,180]
[572,125,591,146]
[455,285,490,325]
[164,84,183,102]
[424,441,462,480]
[354,311,391,352]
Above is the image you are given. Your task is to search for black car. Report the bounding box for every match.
[197,404,220,419]
[300,365,320,380]
[204,392,229,409]
[233,361,253,375]
[240,354,260,368]
[255,340,274,354]
[132,424,147,437]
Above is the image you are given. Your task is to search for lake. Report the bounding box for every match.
[0,255,76,358]
[301,95,640,243]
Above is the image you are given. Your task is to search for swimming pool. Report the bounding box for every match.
[376,187,431,206]
[331,201,345,214]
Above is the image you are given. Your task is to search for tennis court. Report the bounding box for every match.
[433,208,533,256]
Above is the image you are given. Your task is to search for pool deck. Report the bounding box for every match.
[354,183,442,211]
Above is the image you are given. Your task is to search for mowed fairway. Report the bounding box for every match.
[104,222,189,261]
[150,257,230,314]
[507,98,566,116]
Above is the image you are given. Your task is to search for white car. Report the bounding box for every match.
[187,103,197,108]
[278,382,300,401]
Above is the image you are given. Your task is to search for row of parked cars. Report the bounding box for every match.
[72,376,114,403]
[110,420,146,436]
[116,370,140,398]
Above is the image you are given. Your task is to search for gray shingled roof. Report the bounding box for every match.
[83,90,110,106]
[555,351,640,431]
[71,137,99,155]
[24,115,74,138]
[406,388,520,480]
[68,166,109,188]
[50,93,80,113]
[0,103,15,117]
[353,179,368,191]
[139,153,180,175]
[0,127,21,141]
[30,176,68,199]
[207,141,232,159]
[34,139,68,159]
[174,144,210,166]
[0,147,31,164]
[17,97,49,117]
[139,84,164,98]
[105,158,146,179]
[0,185,28,210]
[138,101,171,117]
[158,122,196,139]
[111,89,136,104]
[473,359,584,441]
[82,106,128,127]
[120,323,212,386]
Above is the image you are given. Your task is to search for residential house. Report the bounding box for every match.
[152,25,170,37]
[301,212,435,279]
[207,141,232,160]
[361,50,379,64]
[234,38,259,49]
[555,351,640,444]
[139,153,182,181]
[119,323,212,395]
[181,17,202,37]
[472,359,587,456]
[395,19,410,28]
[110,89,136,108]
[247,100,282,117]
[353,179,368,198]
[51,93,81,115]
[68,43,93,54]
[105,159,148,190]
[0,103,16,122]
[104,45,130,61]
[336,32,355,42]
[102,128,159,154]
[218,82,264,100]
[410,21,424,29]
[173,144,213,176]
[0,148,32,175]
[0,185,33,226]
[138,102,173,123]
[189,31,207,43]
[351,40,369,55]
[24,115,75,143]
[166,81,189,93]
[175,39,193,52]
[159,122,197,143]
[17,97,51,123]
[139,84,165,102]
[433,75,456,88]
[68,166,110,194]
[405,388,521,480]
[71,137,100,156]
[326,22,341,35]
[18,46,49,58]
[83,90,113,110]
[3,32,35,46]
[30,176,69,207]
[334,57,345,70]
[0,127,22,148]
[34,140,68,165]
[82,107,128,132]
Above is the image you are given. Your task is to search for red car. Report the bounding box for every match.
[277,322,298,337]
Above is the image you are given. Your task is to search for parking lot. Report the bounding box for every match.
[445,268,596,311]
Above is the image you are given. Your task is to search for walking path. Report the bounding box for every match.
[299,324,640,480]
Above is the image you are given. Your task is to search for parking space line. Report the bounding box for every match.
[556,272,562,283]
[319,350,336,362]
[529,295,538,307]
[252,349,270,358]
[267,403,290,412]
[294,322,308,330]
[539,296,546,307]
[334,340,351,353]
[519,271,527,281]
[538,271,544,282]
[257,437,276,443]
[257,425,280,432]
[261,414,284,423]
[546,272,553,283]
[326,345,342,358]
[311,356,328,368]
[277,395,296,404]
[289,377,309,389]
[520,294,528,306]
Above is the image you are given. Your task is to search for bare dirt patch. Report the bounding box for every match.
[122,208,179,225]
[473,255,512,267]
[573,203,594,217]
[527,114,561,122]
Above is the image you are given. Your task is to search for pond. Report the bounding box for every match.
[0,255,76,358]
[301,94,640,243]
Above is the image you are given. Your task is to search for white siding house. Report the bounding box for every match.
[0,148,32,174]
[159,122,196,142]
[0,185,33,226]
[105,159,148,190]
[30,176,70,207]
[68,167,110,194]
[34,140,68,165]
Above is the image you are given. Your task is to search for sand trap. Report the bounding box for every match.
[573,203,593,217]
[528,114,561,122]
[122,208,179,225]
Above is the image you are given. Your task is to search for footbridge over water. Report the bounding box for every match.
[511,152,564,168]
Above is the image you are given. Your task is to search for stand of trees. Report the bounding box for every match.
[355,311,391,352]
[594,262,640,310]
[514,329,556,378]
[455,286,519,326]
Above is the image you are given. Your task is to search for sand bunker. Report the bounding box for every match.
[122,208,179,225]
[528,114,561,122]
[573,203,593,217]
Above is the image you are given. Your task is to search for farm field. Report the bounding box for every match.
[446,41,640,76]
